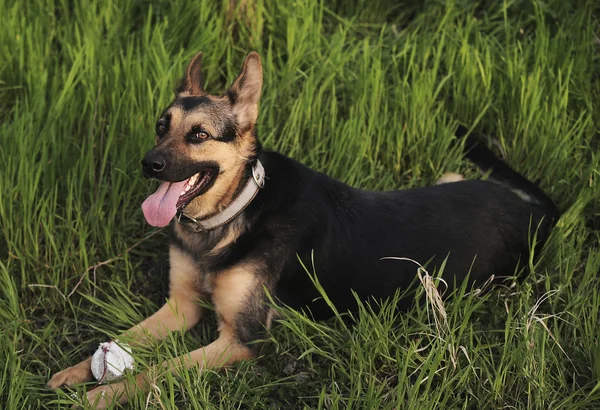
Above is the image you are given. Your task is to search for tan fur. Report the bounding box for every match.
[233,102,259,130]
[228,53,263,129]
[46,358,93,389]
[182,133,257,218]
[211,262,258,326]
[80,264,260,408]
[47,247,205,389]
[161,106,194,144]
[127,246,204,342]
[436,172,465,185]
[212,223,243,253]
[179,110,222,138]
[168,106,184,132]
[156,102,258,219]
[83,325,254,408]
[169,246,202,293]
[181,52,205,96]
[167,103,238,140]
[184,325,254,368]
[152,53,263,221]
[237,132,259,162]
[183,140,247,217]
[160,95,262,219]
[208,133,260,213]
[206,94,225,102]
[219,159,247,206]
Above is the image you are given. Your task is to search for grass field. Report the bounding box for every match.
[1,0,599,408]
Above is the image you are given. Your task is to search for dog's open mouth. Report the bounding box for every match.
[176,169,216,209]
[141,168,217,228]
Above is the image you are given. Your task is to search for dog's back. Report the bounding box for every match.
[259,128,559,319]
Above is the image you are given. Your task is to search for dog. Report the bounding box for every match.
[47,51,559,407]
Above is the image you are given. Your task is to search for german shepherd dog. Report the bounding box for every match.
[48,51,559,407]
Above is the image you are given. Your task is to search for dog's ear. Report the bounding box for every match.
[177,52,205,95]
[226,52,263,129]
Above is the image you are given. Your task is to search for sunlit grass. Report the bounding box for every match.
[0,0,598,408]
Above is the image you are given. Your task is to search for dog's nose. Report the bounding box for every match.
[141,153,166,175]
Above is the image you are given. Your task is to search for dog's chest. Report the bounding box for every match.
[172,222,243,294]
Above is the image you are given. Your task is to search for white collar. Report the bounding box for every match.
[176,160,265,232]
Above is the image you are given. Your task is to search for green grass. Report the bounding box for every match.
[1,0,599,408]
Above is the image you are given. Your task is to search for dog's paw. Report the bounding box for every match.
[78,383,126,409]
[48,361,94,389]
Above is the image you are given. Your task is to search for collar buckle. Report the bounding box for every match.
[252,160,265,188]
[176,211,206,232]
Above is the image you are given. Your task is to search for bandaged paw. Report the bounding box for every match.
[90,340,134,383]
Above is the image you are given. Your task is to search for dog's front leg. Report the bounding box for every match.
[48,246,204,388]
[83,262,269,408]
[82,325,255,408]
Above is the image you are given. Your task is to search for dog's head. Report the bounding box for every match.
[141,52,263,227]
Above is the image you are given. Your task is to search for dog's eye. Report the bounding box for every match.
[156,120,168,136]
[191,126,209,140]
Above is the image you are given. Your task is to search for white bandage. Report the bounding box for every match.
[90,340,134,383]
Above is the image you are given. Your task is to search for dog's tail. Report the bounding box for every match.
[456,125,560,221]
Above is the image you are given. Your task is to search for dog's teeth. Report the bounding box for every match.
[180,190,185,196]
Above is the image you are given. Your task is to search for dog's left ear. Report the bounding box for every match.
[177,52,205,96]
[226,52,263,130]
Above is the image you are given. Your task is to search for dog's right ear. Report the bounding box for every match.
[177,52,205,96]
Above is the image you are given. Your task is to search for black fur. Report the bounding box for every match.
[226,89,238,105]
[174,96,214,112]
[458,125,559,217]
[219,119,238,142]
[175,127,559,324]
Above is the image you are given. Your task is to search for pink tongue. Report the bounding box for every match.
[141,180,188,227]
